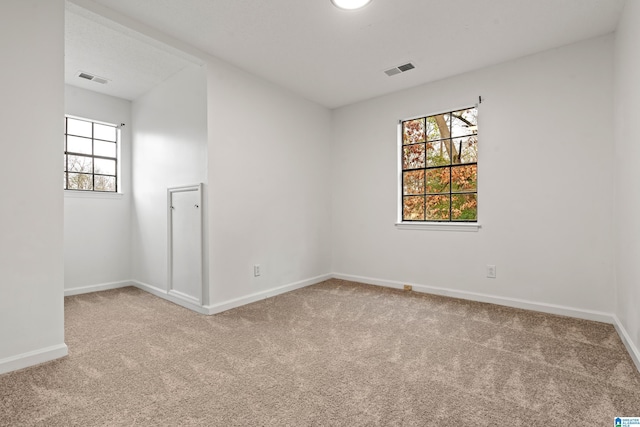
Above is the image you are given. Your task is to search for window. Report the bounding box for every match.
[400,107,478,222]
[64,116,118,192]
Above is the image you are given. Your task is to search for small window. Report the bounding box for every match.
[64,116,118,192]
[400,107,477,222]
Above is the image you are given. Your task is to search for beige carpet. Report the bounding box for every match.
[1,279,639,426]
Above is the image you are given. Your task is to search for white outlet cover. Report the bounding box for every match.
[486,265,496,278]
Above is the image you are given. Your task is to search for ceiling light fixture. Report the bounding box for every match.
[331,0,372,10]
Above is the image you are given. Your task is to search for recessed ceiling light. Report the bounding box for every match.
[331,0,372,10]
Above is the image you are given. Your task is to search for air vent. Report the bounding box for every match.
[384,62,415,77]
[76,71,109,85]
[398,63,415,72]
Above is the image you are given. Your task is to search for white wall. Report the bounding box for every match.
[332,35,615,314]
[64,85,132,291]
[614,0,640,356]
[206,57,333,306]
[131,65,208,297]
[0,0,67,373]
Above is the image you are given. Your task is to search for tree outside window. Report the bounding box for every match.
[401,107,477,221]
[64,117,118,192]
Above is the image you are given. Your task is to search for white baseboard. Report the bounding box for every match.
[332,273,640,373]
[0,343,68,376]
[100,273,612,324]
[68,274,333,317]
[64,280,133,296]
[612,315,640,373]
[204,274,332,315]
[130,280,210,315]
[332,273,614,324]
[168,289,201,305]
[34,273,640,375]
[64,280,202,313]
[132,274,332,315]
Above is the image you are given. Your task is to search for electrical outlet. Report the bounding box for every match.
[486,265,496,278]
[403,285,412,291]
[253,264,261,277]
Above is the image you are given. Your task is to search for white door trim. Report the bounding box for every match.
[167,183,203,306]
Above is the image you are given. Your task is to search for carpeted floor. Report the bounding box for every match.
[1,279,639,426]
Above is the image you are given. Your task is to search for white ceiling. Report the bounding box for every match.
[67,0,625,108]
[65,3,197,101]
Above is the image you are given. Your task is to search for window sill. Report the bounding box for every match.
[395,222,481,232]
[64,190,124,200]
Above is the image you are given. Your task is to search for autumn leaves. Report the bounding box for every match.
[401,108,478,221]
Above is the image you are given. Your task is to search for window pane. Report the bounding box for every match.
[67,118,92,138]
[452,194,477,221]
[403,170,424,195]
[94,123,116,142]
[67,173,93,190]
[64,117,119,193]
[399,106,477,223]
[403,196,425,220]
[426,140,451,166]
[66,135,92,155]
[402,118,425,144]
[95,175,116,192]
[95,158,116,175]
[94,140,116,158]
[451,165,477,192]
[454,136,478,164]
[426,195,450,220]
[402,144,425,170]
[67,155,92,173]
[426,113,450,141]
[450,108,478,138]
[426,168,450,194]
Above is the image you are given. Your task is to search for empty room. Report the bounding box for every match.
[1,0,639,425]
